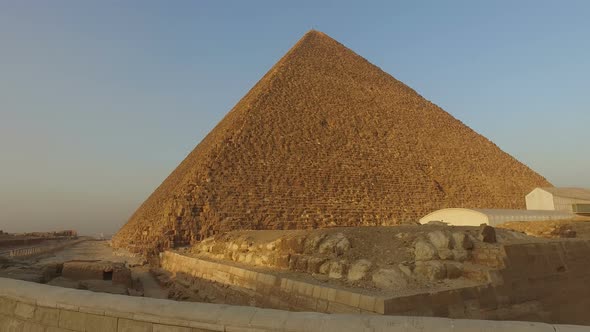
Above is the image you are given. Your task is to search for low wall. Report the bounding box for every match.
[161,251,385,314]
[160,252,510,317]
[5,239,87,258]
[0,277,584,332]
[161,238,590,324]
[493,240,590,325]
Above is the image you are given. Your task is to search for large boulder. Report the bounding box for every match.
[318,233,351,256]
[372,268,408,289]
[479,225,497,243]
[414,240,438,261]
[444,262,463,279]
[452,232,474,250]
[347,259,372,281]
[304,234,327,253]
[427,231,452,249]
[414,261,447,281]
[451,249,471,262]
[328,260,348,279]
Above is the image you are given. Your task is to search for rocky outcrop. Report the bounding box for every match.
[189,227,491,291]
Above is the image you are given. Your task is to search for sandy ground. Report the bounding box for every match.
[33,240,143,265]
[0,240,169,298]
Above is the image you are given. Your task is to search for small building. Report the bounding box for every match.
[526,187,590,215]
[419,208,574,227]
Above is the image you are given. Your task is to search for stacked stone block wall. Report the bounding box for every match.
[161,239,590,326]
[0,277,583,332]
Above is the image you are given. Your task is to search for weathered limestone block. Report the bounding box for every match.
[14,302,35,319]
[347,259,373,281]
[244,252,254,264]
[335,237,351,256]
[414,240,438,261]
[428,231,452,249]
[0,315,24,331]
[444,262,464,279]
[239,237,253,251]
[415,261,447,281]
[307,257,327,274]
[318,233,350,256]
[85,313,117,332]
[438,249,454,260]
[33,307,59,327]
[304,234,327,253]
[22,321,45,332]
[268,253,290,269]
[398,262,414,277]
[452,232,474,250]
[479,225,497,243]
[265,240,278,251]
[58,309,87,331]
[153,324,192,332]
[254,253,270,266]
[0,297,17,315]
[117,318,153,332]
[319,261,331,275]
[372,268,408,289]
[452,249,471,262]
[284,236,305,254]
[295,256,309,271]
[288,255,301,270]
[328,260,348,279]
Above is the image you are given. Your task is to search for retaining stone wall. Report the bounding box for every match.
[161,239,590,325]
[0,277,584,332]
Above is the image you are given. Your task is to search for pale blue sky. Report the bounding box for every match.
[1,1,588,235]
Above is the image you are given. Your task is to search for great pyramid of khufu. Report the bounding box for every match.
[112,30,551,255]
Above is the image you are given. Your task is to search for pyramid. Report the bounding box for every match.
[112,30,551,255]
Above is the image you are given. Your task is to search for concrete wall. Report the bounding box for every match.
[0,277,584,332]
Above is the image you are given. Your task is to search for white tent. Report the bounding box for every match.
[526,187,590,213]
[419,208,574,227]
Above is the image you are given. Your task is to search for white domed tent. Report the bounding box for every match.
[419,208,574,227]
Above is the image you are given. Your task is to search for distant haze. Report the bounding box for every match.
[1,2,589,235]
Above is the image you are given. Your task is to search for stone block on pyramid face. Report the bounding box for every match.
[111,31,551,255]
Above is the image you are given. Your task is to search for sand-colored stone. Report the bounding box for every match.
[112,30,550,256]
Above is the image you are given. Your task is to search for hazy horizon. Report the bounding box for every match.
[1,1,589,235]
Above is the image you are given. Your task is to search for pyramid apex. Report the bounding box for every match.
[305,29,325,35]
[302,29,332,39]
